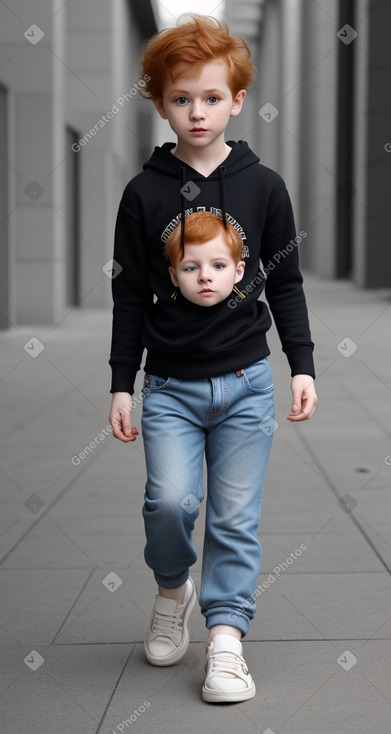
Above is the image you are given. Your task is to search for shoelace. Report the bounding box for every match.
[152,609,182,637]
[208,651,248,677]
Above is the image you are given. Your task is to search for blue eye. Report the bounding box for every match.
[213,263,225,270]
[207,96,219,104]
[184,266,196,272]
[175,97,188,105]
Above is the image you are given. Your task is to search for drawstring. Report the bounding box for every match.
[179,166,187,255]
[178,164,227,251]
[219,165,227,228]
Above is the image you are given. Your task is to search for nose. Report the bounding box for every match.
[190,100,205,120]
[199,267,212,283]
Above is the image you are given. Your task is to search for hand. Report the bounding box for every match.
[287,375,318,421]
[109,392,139,442]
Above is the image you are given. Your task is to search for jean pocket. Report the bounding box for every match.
[143,373,170,393]
[243,359,274,394]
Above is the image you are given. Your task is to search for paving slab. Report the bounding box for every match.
[99,640,391,734]
[260,531,384,573]
[0,569,91,646]
[1,642,133,734]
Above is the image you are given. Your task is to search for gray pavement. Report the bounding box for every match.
[1,272,391,734]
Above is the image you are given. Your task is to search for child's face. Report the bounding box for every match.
[169,234,245,307]
[154,61,245,150]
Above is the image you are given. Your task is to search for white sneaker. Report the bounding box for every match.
[144,577,196,666]
[202,634,256,703]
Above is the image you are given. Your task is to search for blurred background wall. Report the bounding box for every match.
[0,0,390,329]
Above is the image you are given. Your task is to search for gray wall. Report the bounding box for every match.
[0,0,156,327]
[352,0,391,287]
[0,84,11,329]
[225,0,391,289]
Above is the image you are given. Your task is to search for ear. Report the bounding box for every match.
[234,261,246,284]
[168,266,179,287]
[153,97,168,120]
[230,89,246,117]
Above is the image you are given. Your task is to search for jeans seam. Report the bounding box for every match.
[200,533,210,604]
[209,376,228,417]
[244,384,274,394]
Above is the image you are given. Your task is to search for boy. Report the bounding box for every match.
[108,15,317,703]
[165,210,246,307]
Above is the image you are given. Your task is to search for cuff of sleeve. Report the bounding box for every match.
[285,346,316,379]
[109,362,137,394]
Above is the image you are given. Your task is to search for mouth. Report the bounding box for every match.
[190,127,207,132]
[199,289,214,294]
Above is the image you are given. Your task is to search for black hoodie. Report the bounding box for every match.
[109,141,315,394]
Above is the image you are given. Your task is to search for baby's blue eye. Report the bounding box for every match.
[213,263,225,270]
[175,97,188,105]
[184,266,196,272]
[207,96,219,104]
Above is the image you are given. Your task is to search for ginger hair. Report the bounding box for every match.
[164,211,243,267]
[139,14,256,101]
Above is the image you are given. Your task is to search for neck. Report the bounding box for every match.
[171,138,231,177]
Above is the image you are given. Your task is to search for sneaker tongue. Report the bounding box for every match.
[155,595,178,615]
[212,634,242,655]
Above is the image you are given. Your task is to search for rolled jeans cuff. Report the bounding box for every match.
[153,568,190,589]
[205,609,250,638]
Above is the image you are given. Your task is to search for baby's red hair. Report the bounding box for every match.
[139,14,256,101]
[164,211,243,267]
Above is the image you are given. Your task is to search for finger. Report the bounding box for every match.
[118,406,131,437]
[289,395,302,417]
[111,420,128,441]
[110,413,137,442]
[287,399,316,421]
[114,427,138,442]
[291,389,303,411]
[109,414,121,437]
[287,411,303,421]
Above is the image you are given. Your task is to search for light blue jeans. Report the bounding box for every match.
[140,358,275,637]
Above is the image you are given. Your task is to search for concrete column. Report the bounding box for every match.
[251,0,281,171]
[15,90,65,324]
[224,0,265,152]
[279,0,303,220]
[352,0,391,287]
[66,0,156,310]
[65,1,114,311]
[0,83,13,329]
[0,0,67,324]
[79,146,115,308]
[298,0,338,276]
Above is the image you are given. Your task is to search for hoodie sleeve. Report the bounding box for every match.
[260,178,315,378]
[108,184,152,394]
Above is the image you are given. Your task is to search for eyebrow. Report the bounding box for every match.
[169,88,225,96]
[181,255,231,264]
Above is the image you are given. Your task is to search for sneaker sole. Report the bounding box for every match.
[201,680,256,703]
[144,578,197,667]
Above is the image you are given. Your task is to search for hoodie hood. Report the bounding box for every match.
[143,140,259,180]
[143,141,260,246]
